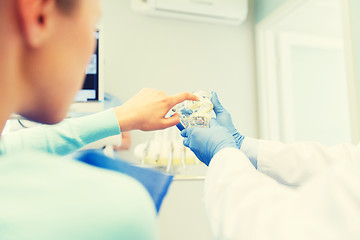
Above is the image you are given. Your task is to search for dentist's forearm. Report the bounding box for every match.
[240,137,260,169]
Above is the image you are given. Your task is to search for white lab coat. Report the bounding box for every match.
[204,139,360,240]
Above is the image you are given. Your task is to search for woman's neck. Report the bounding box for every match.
[0,72,15,135]
[0,42,19,136]
[0,112,10,136]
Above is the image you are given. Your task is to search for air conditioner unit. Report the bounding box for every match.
[131,0,248,26]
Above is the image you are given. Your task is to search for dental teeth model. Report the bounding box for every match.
[172,90,213,130]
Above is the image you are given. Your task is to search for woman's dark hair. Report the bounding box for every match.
[56,0,77,14]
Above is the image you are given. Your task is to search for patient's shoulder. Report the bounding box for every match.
[0,151,158,240]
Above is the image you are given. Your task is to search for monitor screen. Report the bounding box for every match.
[70,29,104,113]
[74,31,100,102]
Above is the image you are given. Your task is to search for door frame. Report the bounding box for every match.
[255,0,360,143]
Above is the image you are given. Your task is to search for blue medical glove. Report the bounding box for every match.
[211,92,245,149]
[181,119,237,166]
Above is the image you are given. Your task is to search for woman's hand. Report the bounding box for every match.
[114,88,198,132]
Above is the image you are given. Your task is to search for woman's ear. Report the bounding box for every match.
[16,0,57,48]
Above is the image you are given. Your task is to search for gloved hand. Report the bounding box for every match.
[181,119,237,166]
[211,92,245,149]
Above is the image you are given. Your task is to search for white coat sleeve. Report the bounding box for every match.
[205,148,360,240]
[256,140,360,186]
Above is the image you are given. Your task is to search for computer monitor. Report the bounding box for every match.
[70,27,104,113]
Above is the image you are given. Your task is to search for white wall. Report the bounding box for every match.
[349,0,360,130]
[254,0,289,23]
[99,1,257,239]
